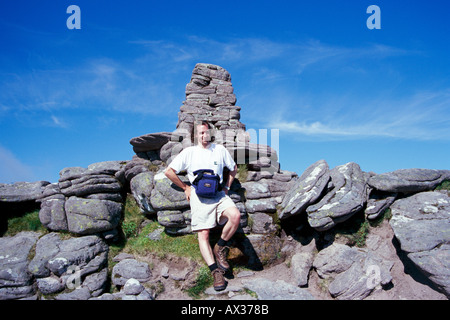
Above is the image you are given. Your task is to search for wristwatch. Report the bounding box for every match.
[223,186,229,190]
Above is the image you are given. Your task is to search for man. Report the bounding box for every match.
[164,121,241,291]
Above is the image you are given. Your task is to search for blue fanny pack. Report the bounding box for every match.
[192,169,221,198]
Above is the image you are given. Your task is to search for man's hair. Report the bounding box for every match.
[191,120,215,143]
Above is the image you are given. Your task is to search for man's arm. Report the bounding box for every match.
[165,167,191,201]
[223,164,237,194]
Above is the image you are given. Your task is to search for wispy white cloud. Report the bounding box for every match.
[268,89,450,141]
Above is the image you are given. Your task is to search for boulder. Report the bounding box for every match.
[39,193,67,231]
[28,233,109,299]
[65,196,123,235]
[365,190,397,220]
[313,243,393,300]
[291,251,315,287]
[0,181,50,203]
[245,198,277,214]
[150,172,190,211]
[279,160,330,220]
[0,232,40,300]
[39,161,126,236]
[390,191,450,296]
[306,162,367,231]
[129,132,172,153]
[241,181,271,199]
[242,278,315,300]
[248,212,278,234]
[130,171,156,214]
[157,210,191,229]
[368,168,450,193]
[111,259,152,286]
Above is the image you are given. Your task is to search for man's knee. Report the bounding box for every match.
[225,207,241,225]
[197,229,210,242]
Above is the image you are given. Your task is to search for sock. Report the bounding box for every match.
[217,238,228,247]
[208,263,218,272]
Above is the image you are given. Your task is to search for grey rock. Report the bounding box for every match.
[28,232,62,278]
[83,268,108,296]
[86,161,127,176]
[291,251,315,287]
[55,287,91,300]
[279,160,330,219]
[129,132,172,153]
[150,172,190,211]
[390,191,450,296]
[365,190,397,220]
[60,174,122,197]
[314,243,394,300]
[0,181,50,202]
[306,162,367,231]
[65,196,122,235]
[248,212,278,234]
[130,171,156,214]
[0,232,40,300]
[313,243,364,279]
[39,196,67,231]
[241,234,282,267]
[29,233,109,296]
[242,278,315,300]
[36,276,65,295]
[157,210,191,228]
[123,157,153,181]
[111,259,152,286]
[123,278,144,295]
[368,168,450,193]
[241,181,271,199]
[245,198,277,214]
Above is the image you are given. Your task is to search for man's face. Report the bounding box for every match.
[196,124,211,146]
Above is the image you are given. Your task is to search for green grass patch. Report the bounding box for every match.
[4,209,45,236]
[113,194,203,262]
[186,266,213,299]
[435,180,450,191]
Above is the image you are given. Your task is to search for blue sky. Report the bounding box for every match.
[1,0,449,183]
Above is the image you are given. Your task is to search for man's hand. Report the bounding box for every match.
[184,185,191,201]
[165,167,191,201]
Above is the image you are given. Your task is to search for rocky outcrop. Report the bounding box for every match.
[279,160,330,220]
[0,181,50,203]
[0,232,39,299]
[306,162,368,231]
[0,232,109,300]
[313,243,394,300]
[368,168,450,193]
[390,191,450,295]
[38,161,126,238]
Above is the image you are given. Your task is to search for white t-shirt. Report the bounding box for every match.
[168,143,236,184]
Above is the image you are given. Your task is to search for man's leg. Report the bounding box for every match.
[220,206,241,241]
[214,206,241,271]
[197,229,226,291]
[197,229,215,266]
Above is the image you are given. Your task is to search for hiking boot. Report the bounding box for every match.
[213,244,230,271]
[212,268,227,291]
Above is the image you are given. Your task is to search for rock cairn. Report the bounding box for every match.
[127,63,293,241]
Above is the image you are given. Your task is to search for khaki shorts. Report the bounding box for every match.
[190,189,237,231]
